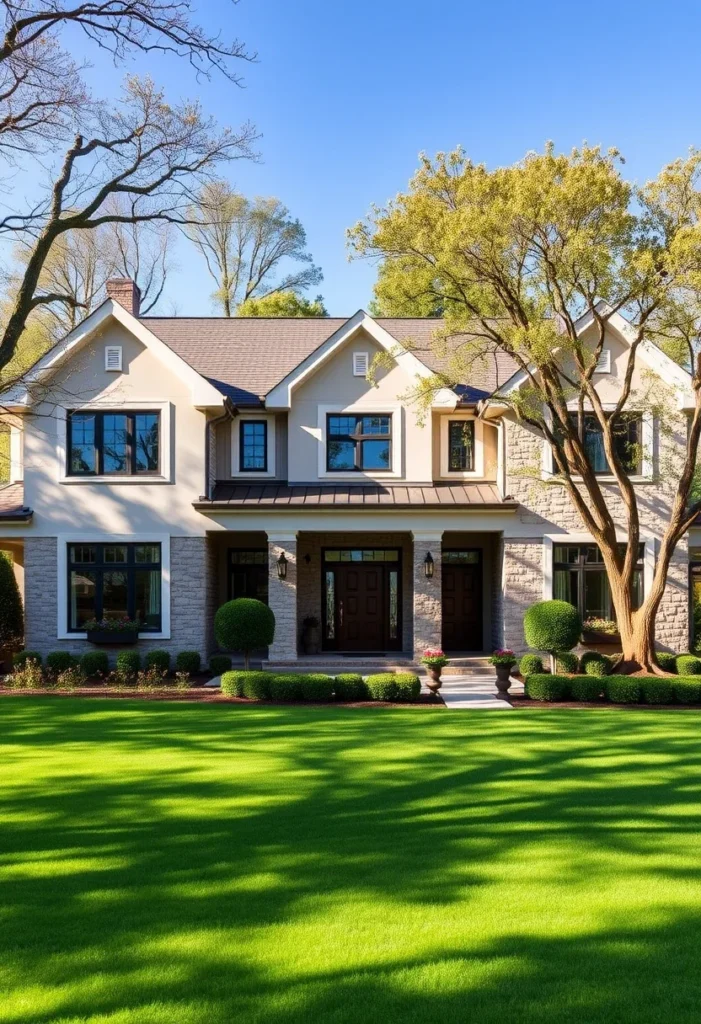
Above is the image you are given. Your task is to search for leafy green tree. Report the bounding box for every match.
[350,144,701,671]
[0,553,23,650]
[237,290,327,317]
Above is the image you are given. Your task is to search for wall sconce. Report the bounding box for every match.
[424,552,434,579]
[277,552,288,580]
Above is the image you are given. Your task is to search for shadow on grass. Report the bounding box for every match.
[1,699,701,1023]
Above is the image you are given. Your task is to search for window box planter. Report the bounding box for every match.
[582,628,620,645]
[86,629,139,645]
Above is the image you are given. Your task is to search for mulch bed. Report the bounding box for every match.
[509,697,700,711]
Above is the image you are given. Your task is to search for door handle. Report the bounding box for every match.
[339,600,344,626]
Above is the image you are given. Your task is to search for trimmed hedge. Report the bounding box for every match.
[209,654,232,676]
[241,671,273,700]
[176,651,201,674]
[555,652,578,674]
[524,674,570,701]
[145,649,170,673]
[640,677,674,705]
[605,677,641,704]
[569,675,605,702]
[674,677,701,704]
[519,654,543,677]
[220,670,246,697]
[79,651,109,678]
[299,674,335,702]
[675,654,701,676]
[524,600,582,654]
[365,672,421,702]
[13,650,42,668]
[655,652,677,673]
[46,651,73,674]
[116,650,140,675]
[269,674,303,702]
[580,651,610,677]
[334,673,367,701]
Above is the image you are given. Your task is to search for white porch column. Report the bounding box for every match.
[267,533,298,661]
[412,531,442,658]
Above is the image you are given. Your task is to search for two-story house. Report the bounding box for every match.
[0,277,696,665]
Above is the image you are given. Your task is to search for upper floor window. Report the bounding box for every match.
[568,413,641,475]
[68,542,161,632]
[327,414,391,472]
[448,420,475,472]
[239,420,267,472]
[68,411,160,476]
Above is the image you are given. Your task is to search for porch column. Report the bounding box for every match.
[412,532,442,658]
[267,532,298,661]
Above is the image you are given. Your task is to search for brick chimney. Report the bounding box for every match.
[106,277,141,317]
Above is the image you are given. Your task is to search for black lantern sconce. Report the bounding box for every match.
[277,552,288,580]
[424,552,434,579]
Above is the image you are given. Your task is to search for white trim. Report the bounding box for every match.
[104,345,122,372]
[57,532,171,640]
[439,413,484,478]
[317,402,403,479]
[10,424,22,482]
[352,351,369,377]
[265,310,457,410]
[56,401,173,484]
[496,420,506,497]
[231,413,276,478]
[542,531,655,603]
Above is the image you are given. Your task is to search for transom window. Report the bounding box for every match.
[68,411,160,476]
[568,413,642,475]
[323,549,399,562]
[448,421,475,472]
[327,414,392,472]
[239,421,267,472]
[68,543,161,632]
[554,543,644,623]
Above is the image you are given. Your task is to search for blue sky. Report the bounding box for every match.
[75,0,701,315]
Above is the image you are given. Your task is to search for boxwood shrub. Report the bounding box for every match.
[116,650,140,676]
[145,649,170,673]
[519,654,543,677]
[394,673,421,702]
[334,673,367,701]
[365,673,400,701]
[299,674,334,702]
[220,670,250,697]
[79,650,109,678]
[46,650,73,674]
[269,674,303,702]
[524,600,582,656]
[673,677,701,704]
[555,652,578,674]
[655,652,677,673]
[241,671,273,700]
[579,651,610,677]
[569,675,605,702]
[639,677,674,705]
[176,651,201,674]
[209,654,232,676]
[13,650,42,668]
[605,677,641,704]
[676,654,701,676]
[524,674,570,701]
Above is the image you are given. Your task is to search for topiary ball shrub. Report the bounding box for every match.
[116,650,140,676]
[676,654,701,676]
[214,598,275,670]
[269,674,303,702]
[524,601,582,672]
[673,678,701,704]
[606,677,641,704]
[365,673,400,701]
[334,673,367,701]
[145,649,170,673]
[394,673,421,702]
[176,651,200,674]
[639,677,674,705]
[0,553,23,650]
[46,650,72,674]
[569,675,605,702]
[524,674,570,702]
[209,654,232,676]
[580,651,611,677]
[519,654,544,677]
[79,651,109,678]
[299,674,334,702]
[13,650,42,668]
[555,652,579,674]
[241,671,273,700]
[655,652,678,673]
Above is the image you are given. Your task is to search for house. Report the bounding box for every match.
[0,277,697,666]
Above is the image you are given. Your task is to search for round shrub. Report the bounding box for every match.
[241,671,273,700]
[269,674,303,702]
[365,673,401,701]
[524,674,570,701]
[176,651,200,674]
[674,678,701,704]
[209,654,232,676]
[334,673,367,701]
[639,677,674,705]
[519,654,543,677]
[13,650,42,668]
[569,675,605,702]
[524,600,582,657]
[676,654,701,676]
[605,677,641,704]
[46,650,72,674]
[214,598,275,669]
[655,652,677,674]
[580,651,610,677]
[299,674,334,702]
[0,553,23,649]
[79,651,109,678]
[555,652,578,674]
[145,649,170,673]
[394,673,421,702]
[116,650,140,675]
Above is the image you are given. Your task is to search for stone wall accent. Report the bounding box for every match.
[24,537,58,655]
[656,539,689,652]
[491,534,505,650]
[268,536,298,659]
[412,533,442,656]
[502,539,544,652]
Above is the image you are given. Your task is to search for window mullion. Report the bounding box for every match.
[96,413,103,475]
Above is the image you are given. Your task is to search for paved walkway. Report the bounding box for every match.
[431,674,523,709]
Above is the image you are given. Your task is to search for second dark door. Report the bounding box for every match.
[442,553,483,651]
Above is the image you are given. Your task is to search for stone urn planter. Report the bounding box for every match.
[301,616,321,656]
[425,666,443,693]
[490,650,516,701]
[421,650,448,695]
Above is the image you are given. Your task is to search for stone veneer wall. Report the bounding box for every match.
[412,536,442,656]
[267,538,298,659]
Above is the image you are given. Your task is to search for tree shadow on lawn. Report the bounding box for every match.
[1,700,701,1023]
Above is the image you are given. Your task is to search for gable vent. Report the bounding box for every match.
[105,345,122,372]
[595,349,611,373]
[353,351,369,377]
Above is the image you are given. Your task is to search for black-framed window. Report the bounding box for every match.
[568,413,642,475]
[327,414,392,472]
[553,543,644,622]
[68,542,161,631]
[448,420,475,471]
[68,411,160,476]
[239,421,267,472]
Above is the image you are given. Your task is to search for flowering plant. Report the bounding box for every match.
[583,617,618,636]
[421,648,449,669]
[83,616,140,633]
[489,649,516,667]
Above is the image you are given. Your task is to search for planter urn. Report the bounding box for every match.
[425,666,443,693]
[494,663,513,699]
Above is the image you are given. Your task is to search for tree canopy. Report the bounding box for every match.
[237,290,327,317]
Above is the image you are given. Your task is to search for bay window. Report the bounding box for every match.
[68,542,161,631]
[553,543,643,623]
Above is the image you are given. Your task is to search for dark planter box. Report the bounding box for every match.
[86,629,139,645]
[582,629,620,646]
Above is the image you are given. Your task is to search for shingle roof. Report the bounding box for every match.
[141,315,518,406]
[0,483,32,521]
[196,481,516,510]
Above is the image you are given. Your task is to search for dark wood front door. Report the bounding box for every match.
[442,552,482,651]
[323,551,402,652]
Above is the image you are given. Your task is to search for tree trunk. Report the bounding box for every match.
[607,566,663,673]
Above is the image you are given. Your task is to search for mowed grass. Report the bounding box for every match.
[1,701,701,1024]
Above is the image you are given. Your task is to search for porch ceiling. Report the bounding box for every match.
[196,481,517,511]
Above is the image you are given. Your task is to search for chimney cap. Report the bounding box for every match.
[106,277,141,317]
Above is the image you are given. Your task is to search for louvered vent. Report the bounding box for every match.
[595,349,611,373]
[353,351,369,376]
[105,346,122,372]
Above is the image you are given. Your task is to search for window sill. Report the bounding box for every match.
[542,473,654,485]
[59,631,170,641]
[59,476,172,485]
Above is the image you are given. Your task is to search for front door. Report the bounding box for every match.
[322,549,401,652]
[228,549,268,603]
[442,550,482,651]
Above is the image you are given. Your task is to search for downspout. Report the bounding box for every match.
[203,397,237,500]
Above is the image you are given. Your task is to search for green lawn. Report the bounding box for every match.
[2,700,701,1024]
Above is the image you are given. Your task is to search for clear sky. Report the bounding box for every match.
[75,0,701,316]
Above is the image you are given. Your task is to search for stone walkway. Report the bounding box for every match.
[431,675,524,709]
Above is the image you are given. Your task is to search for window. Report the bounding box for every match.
[326,414,392,472]
[448,420,475,472]
[568,413,642,475]
[67,542,161,632]
[553,543,644,623]
[239,420,267,472]
[353,352,369,376]
[67,411,160,476]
